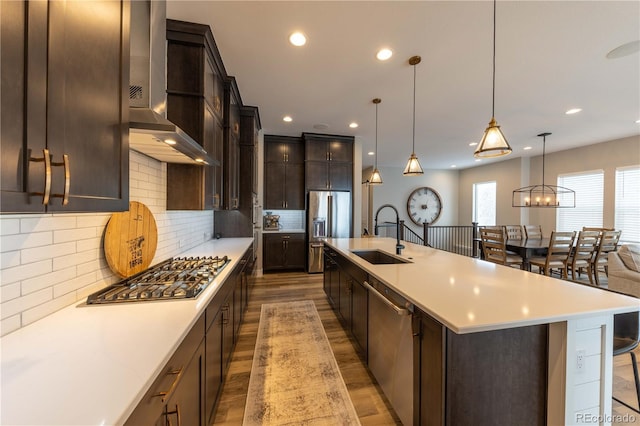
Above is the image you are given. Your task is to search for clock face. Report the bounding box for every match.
[407,187,442,225]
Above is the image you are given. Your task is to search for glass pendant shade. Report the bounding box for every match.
[403,153,424,176]
[474,117,512,158]
[369,168,383,184]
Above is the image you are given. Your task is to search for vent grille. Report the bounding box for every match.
[129,85,143,100]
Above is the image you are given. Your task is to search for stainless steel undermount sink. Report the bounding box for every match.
[351,249,412,265]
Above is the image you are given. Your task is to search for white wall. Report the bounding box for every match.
[365,165,460,236]
[0,151,214,336]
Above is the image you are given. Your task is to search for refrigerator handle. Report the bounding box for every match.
[327,194,333,238]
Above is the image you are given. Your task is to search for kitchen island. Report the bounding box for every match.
[325,237,639,426]
[0,238,253,426]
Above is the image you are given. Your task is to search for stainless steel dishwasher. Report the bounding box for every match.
[364,276,414,426]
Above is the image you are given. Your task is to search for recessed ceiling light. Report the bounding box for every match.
[289,32,306,47]
[313,123,329,130]
[636,119,640,124]
[349,122,358,129]
[283,116,293,122]
[450,165,457,168]
[606,40,640,59]
[523,146,532,150]
[565,108,582,115]
[475,159,482,163]
[367,151,375,156]
[469,142,478,146]
[376,48,393,61]
[164,139,177,145]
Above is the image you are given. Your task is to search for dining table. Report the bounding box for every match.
[506,238,550,271]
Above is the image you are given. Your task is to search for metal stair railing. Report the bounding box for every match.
[423,222,480,258]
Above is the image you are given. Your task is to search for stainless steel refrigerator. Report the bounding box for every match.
[307,190,351,273]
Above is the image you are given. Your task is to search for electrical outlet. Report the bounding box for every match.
[576,349,586,372]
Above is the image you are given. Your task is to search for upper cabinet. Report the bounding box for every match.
[264,136,305,210]
[166,19,225,210]
[1,0,130,213]
[223,78,241,210]
[303,133,353,192]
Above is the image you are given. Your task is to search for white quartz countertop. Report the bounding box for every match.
[325,237,639,334]
[0,238,253,426]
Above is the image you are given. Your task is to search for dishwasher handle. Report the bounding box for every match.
[363,280,412,316]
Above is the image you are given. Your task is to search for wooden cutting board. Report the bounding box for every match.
[104,201,158,278]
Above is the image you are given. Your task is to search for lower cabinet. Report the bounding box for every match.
[263,233,306,272]
[323,246,368,360]
[126,246,252,426]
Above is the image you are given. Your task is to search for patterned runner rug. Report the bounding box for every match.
[243,300,361,425]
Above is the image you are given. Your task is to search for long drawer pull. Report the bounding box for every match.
[29,148,52,205]
[50,154,70,205]
[166,403,182,426]
[151,367,184,402]
[362,280,411,316]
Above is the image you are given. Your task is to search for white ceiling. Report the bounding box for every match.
[166,1,640,170]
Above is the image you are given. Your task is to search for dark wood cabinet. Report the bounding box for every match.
[351,279,368,357]
[204,307,223,425]
[164,341,204,426]
[263,233,306,272]
[413,310,548,425]
[1,0,129,213]
[223,78,241,210]
[303,133,353,192]
[166,19,226,210]
[264,135,305,210]
[323,249,340,309]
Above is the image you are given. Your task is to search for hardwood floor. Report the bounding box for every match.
[212,271,401,425]
[212,270,640,425]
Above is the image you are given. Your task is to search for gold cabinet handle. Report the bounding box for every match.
[29,148,52,205]
[151,367,184,402]
[166,404,182,426]
[51,154,70,205]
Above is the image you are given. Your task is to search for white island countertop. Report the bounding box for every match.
[325,237,639,334]
[0,238,252,426]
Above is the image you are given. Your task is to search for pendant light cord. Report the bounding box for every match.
[412,63,417,154]
[491,0,496,118]
[375,102,379,169]
[542,134,546,187]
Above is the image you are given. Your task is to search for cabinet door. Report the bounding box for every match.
[46,0,128,212]
[265,142,287,163]
[221,299,234,370]
[264,163,285,210]
[328,140,352,162]
[165,342,204,426]
[285,163,305,210]
[284,234,306,269]
[305,161,329,191]
[286,141,305,163]
[205,312,223,424]
[306,140,328,161]
[338,274,352,326]
[329,162,353,191]
[351,279,368,358]
[263,234,284,271]
[1,0,47,212]
[233,272,242,339]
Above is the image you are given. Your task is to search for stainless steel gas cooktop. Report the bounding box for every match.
[86,256,230,305]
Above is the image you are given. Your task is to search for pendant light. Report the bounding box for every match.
[512,132,575,208]
[368,98,384,184]
[403,56,424,176]
[474,0,512,158]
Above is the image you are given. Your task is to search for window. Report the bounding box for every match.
[473,181,496,226]
[615,166,640,243]
[556,170,604,232]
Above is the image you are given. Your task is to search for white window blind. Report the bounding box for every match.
[556,170,603,232]
[615,166,640,243]
[473,181,496,226]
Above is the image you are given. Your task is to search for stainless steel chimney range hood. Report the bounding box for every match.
[129,0,214,165]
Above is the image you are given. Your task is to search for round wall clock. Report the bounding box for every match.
[407,187,442,225]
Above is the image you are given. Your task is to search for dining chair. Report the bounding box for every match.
[480,227,524,269]
[529,231,576,279]
[504,225,524,240]
[568,230,600,284]
[524,225,543,239]
[583,226,614,232]
[592,230,623,286]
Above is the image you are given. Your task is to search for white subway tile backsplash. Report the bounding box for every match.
[0,218,20,236]
[21,267,76,295]
[1,260,52,285]
[20,215,77,233]
[22,241,76,264]
[0,152,214,336]
[1,315,21,336]
[1,288,52,320]
[0,232,53,253]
